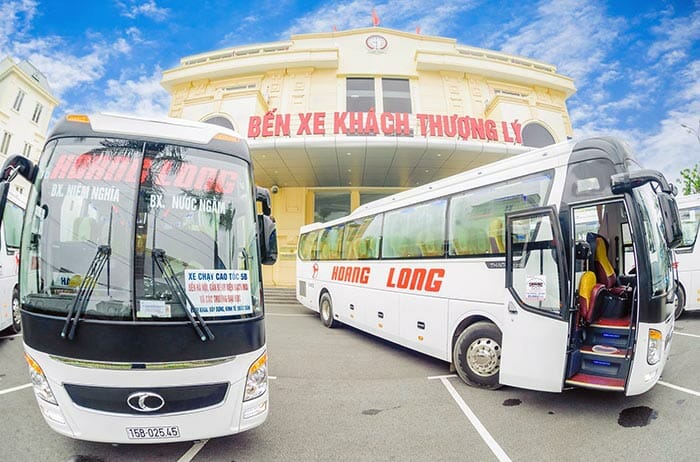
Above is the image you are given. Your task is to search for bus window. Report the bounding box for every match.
[509,213,563,313]
[679,206,700,247]
[2,200,24,248]
[341,214,383,260]
[449,171,553,257]
[382,199,445,259]
[318,225,344,260]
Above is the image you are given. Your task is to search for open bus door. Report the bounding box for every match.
[500,207,569,392]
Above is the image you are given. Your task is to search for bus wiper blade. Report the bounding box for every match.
[61,245,111,340]
[152,248,214,342]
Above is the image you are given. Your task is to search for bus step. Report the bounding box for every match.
[590,315,631,329]
[565,373,625,391]
[578,346,630,378]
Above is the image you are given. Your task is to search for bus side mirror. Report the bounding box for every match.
[258,214,278,265]
[658,192,683,249]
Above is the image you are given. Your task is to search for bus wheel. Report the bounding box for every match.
[9,288,21,334]
[453,322,502,389]
[673,283,686,320]
[319,292,338,328]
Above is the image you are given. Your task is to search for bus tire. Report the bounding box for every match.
[453,322,502,389]
[9,287,21,334]
[319,292,338,328]
[673,283,686,320]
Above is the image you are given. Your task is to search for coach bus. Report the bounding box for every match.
[0,113,277,443]
[296,137,682,395]
[0,188,24,334]
[673,193,700,318]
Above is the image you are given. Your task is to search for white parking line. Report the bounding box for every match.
[0,333,22,339]
[0,383,32,396]
[658,381,700,397]
[435,377,512,462]
[674,332,700,339]
[177,439,208,462]
[266,313,316,317]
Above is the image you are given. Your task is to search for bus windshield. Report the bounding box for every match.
[20,136,262,323]
[634,183,673,297]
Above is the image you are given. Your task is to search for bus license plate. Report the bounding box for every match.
[126,426,180,440]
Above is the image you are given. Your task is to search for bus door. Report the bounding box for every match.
[501,207,569,392]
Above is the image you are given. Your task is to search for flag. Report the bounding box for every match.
[416,26,421,34]
[371,8,380,26]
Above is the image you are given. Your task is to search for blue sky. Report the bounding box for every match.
[2,0,699,187]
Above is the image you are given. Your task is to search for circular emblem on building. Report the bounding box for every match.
[365,34,387,51]
[127,391,165,412]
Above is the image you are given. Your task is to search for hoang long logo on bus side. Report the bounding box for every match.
[331,265,370,284]
[386,267,445,293]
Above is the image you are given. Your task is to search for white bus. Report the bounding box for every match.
[673,193,700,318]
[0,189,24,334]
[0,113,278,443]
[296,138,682,395]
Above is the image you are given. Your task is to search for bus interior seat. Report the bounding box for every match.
[578,270,608,324]
[488,218,505,253]
[588,232,630,298]
[453,227,489,255]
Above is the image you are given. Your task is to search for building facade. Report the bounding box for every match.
[0,56,59,197]
[161,27,576,286]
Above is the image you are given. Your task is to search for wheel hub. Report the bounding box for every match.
[466,337,501,377]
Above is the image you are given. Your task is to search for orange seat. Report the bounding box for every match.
[593,235,616,288]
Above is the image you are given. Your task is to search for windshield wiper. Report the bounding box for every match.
[152,248,214,342]
[61,245,111,340]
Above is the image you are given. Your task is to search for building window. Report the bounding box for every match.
[314,192,351,222]
[202,116,235,131]
[23,142,32,157]
[0,132,11,155]
[522,122,555,148]
[346,78,375,112]
[32,103,43,123]
[13,90,26,112]
[382,78,412,113]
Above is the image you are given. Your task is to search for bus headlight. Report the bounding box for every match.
[647,329,662,365]
[244,352,268,401]
[24,353,57,405]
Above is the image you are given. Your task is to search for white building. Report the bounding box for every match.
[0,56,59,197]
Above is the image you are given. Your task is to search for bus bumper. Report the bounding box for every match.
[24,345,269,443]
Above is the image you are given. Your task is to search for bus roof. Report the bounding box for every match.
[300,136,641,234]
[676,193,700,208]
[48,113,248,156]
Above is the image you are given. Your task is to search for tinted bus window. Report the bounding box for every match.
[449,171,553,257]
[383,199,446,259]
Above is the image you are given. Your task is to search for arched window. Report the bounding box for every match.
[202,116,234,131]
[522,123,555,148]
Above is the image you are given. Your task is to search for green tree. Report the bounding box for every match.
[679,163,700,195]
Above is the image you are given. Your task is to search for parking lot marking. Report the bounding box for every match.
[0,383,31,396]
[428,374,458,380]
[266,313,316,317]
[0,333,22,339]
[674,332,700,339]
[658,380,700,397]
[437,377,512,462]
[177,439,208,462]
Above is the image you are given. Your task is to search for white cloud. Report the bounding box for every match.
[116,0,169,21]
[646,7,700,60]
[498,0,625,89]
[95,69,171,118]
[0,0,38,53]
[281,0,478,38]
